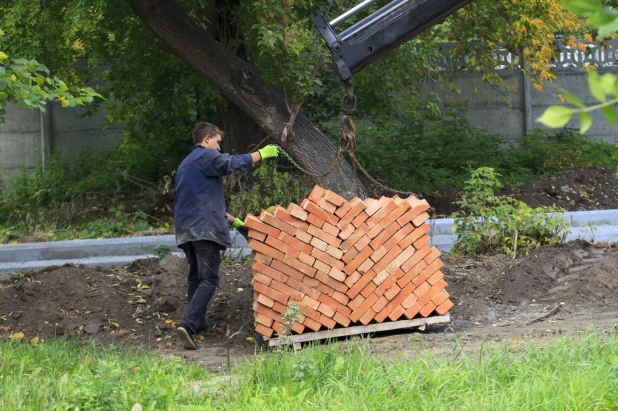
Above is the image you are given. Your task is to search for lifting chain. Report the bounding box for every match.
[274,77,419,198]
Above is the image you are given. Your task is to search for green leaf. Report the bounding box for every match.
[579,111,592,134]
[0,51,7,60]
[602,105,618,125]
[564,92,584,108]
[588,71,606,102]
[537,105,574,128]
[563,0,600,15]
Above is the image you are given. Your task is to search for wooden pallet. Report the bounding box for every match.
[265,314,450,348]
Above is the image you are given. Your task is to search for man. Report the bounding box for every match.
[174,121,279,350]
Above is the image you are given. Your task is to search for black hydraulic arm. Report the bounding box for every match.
[311,0,473,82]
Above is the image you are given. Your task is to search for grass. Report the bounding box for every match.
[1,332,618,410]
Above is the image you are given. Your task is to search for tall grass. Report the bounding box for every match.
[1,333,617,410]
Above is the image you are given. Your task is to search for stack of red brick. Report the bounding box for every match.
[246,186,453,338]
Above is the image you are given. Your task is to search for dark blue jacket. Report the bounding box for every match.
[174,145,253,248]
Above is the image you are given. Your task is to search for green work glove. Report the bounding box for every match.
[231,218,245,229]
[258,145,279,160]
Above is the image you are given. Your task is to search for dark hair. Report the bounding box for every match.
[192,122,224,145]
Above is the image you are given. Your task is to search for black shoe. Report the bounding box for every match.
[177,326,197,350]
[196,320,217,334]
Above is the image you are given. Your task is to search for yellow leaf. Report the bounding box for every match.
[10,74,16,81]
[60,97,69,108]
[111,322,119,328]
[10,332,25,340]
[0,51,7,60]
[30,336,39,346]
[245,337,254,341]
[0,29,4,35]
[237,288,244,292]
[139,284,150,289]
[165,319,173,325]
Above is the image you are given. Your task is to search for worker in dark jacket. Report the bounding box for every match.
[174,121,279,350]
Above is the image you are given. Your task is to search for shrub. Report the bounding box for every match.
[452,167,570,256]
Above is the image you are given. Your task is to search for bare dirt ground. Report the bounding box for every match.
[1,240,617,368]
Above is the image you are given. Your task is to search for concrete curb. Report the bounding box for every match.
[1,209,617,275]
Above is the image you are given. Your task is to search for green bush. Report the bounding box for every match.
[452,167,570,256]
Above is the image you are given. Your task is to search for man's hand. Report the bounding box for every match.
[231,218,245,229]
[258,145,280,160]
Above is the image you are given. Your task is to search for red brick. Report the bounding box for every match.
[295,229,313,244]
[383,223,414,251]
[299,304,321,321]
[383,282,415,314]
[302,295,321,311]
[387,304,406,321]
[270,260,305,282]
[261,211,297,235]
[434,279,448,289]
[317,281,335,296]
[353,235,371,252]
[369,222,399,248]
[338,223,355,240]
[253,302,283,323]
[419,301,437,317]
[380,202,412,228]
[436,299,454,315]
[343,245,373,275]
[271,280,304,302]
[432,289,450,306]
[307,213,325,228]
[332,291,349,305]
[253,272,272,286]
[373,303,391,323]
[248,230,267,242]
[402,302,422,320]
[398,224,430,249]
[248,239,285,261]
[341,247,359,264]
[303,200,339,225]
[374,268,405,297]
[311,247,344,270]
[366,221,387,240]
[308,224,342,248]
[322,221,340,237]
[298,252,316,266]
[413,281,431,298]
[416,284,444,308]
[348,294,364,310]
[317,303,336,318]
[341,230,366,252]
[383,246,416,277]
[315,270,347,293]
[401,291,419,310]
[364,199,382,216]
[357,258,374,274]
[366,200,397,227]
[336,303,352,317]
[371,245,402,275]
[385,284,402,301]
[302,275,320,288]
[265,235,300,258]
[349,293,379,322]
[319,314,337,329]
[360,281,377,298]
[372,296,388,313]
[246,215,281,237]
[272,321,284,335]
[370,246,388,263]
[252,252,272,266]
[333,311,351,327]
[255,313,274,328]
[283,254,317,277]
[319,199,338,214]
[372,269,391,287]
[347,269,377,298]
[427,270,444,286]
[255,292,275,308]
[323,190,345,206]
[359,308,377,325]
[303,316,322,331]
[423,259,444,280]
[277,231,292,244]
[397,201,430,226]
[310,236,328,252]
[272,302,287,314]
[254,282,288,305]
[337,200,367,230]
[335,201,352,218]
[325,245,344,260]
[410,261,430,286]
[254,323,273,337]
[308,185,325,203]
[280,232,313,255]
[400,244,432,273]
[318,293,339,309]
[290,322,305,334]
[275,206,309,231]
[351,211,369,228]
[424,248,441,264]
[344,271,362,288]
[412,213,429,228]
[287,277,321,300]
[289,203,308,221]
[328,268,346,282]
[314,259,331,275]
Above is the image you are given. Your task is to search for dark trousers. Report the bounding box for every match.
[179,240,221,335]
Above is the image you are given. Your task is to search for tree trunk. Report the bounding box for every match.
[127,0,365,200]
[218,100,262,154]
